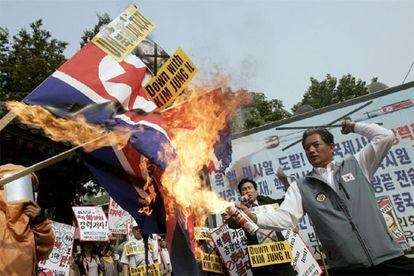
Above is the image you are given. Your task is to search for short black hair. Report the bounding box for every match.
[302,127,334,148]
[238,178,257,193]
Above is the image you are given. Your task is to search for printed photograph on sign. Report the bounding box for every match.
[92,5,155,61]
[133,38,170,75]
[144,47,198,110]
[377,195,411,251]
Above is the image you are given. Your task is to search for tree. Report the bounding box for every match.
[80,13,111,47]
[233,92,291,132]
[0,20,67,101]
[292,74,369,113]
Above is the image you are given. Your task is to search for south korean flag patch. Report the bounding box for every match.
[341,173,355,182]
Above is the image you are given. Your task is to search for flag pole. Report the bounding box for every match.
[0,133,112,188]
[0,110,17,132]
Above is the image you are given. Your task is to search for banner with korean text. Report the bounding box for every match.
[209,224,252,276]
[72,206,109,241]
[108,197,133,234]
[38,221,75,275]
[210,84,414,256]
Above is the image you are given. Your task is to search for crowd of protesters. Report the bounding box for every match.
[2,118,414,276]
[67,232,172,276]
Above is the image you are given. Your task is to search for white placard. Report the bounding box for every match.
[282,229,323,276]
[38,221,75,275]
[209,224,252,276]
[108,197,132,234]
[72,206,109,241]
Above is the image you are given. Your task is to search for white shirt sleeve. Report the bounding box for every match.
[353,122,395,180]
[120,244,129,265]
[255,181,304,231]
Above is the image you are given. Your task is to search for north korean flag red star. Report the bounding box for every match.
[58,42,159,124]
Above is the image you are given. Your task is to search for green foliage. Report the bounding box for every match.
[80,13,111,47]
[292,74,369,113]
[234,92,291,132]
[0,20,67,101]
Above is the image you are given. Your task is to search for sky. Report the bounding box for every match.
[1,0,413,111]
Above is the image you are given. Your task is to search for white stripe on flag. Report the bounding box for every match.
[53,71,108,104]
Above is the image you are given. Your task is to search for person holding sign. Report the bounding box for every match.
[224,178,296,276]
[231,120,414,275]
[120,221,157,276]
[0,164,55,275]
[79,242,103,276]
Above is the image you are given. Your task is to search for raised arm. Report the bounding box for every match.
[352,122,395,180]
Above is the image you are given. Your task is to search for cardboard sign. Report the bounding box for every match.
[125,241,154,256]
[72,206,109,241]
[282,229,323,276]
[92,5,155,62]
[38,221,75,275]
[209,224,252,276]
[195,227,212,241]
[108,197,132,234]
[247,241,293,267]
[202,253,225,274]
[130,262,161,276]
[377,195,411,251]
[144,48,197,109]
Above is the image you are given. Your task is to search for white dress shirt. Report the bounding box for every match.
[255,122,395,230]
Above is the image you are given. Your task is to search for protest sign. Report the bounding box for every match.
[92,5,155,62]
[202,253,225,274]
[377,195,411,251]
[38,221,75,275]
[72,206,109,241]
[247,241,293,267]
[108,197,132,234]
[125,240,154,256]
[282,229,323,276]
[129,262,161,276]
[126,219,134,241]
[144,48,197,109]
[209,224,252,276]
[195,227,212,241]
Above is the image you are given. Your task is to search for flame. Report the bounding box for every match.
[6,101,132,152]
[160,87,252,228]
[137,157,157,215]
[138,206,153,216]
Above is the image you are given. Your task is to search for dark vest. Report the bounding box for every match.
[296,156,403,269]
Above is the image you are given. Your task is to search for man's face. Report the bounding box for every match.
[132,227,142,240]
[304,133,334,168]
[240,182,257,204]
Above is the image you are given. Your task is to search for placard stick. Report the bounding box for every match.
[0,110,17,132]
